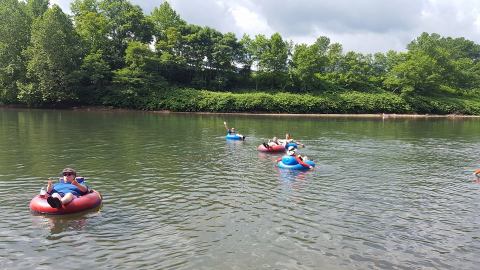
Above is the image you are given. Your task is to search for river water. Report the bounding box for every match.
[0,108,479,269]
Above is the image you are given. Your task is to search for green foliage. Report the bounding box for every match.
[18,5,83,105]
[156,88,412,114]
[403,94,480,114]
[103,41,167,108]
[395,32,480,94]
[290,36,330,91]
[76,50,112,104]
[1,1,479,114]
[71,0,110,54]
[238,34,254,72]
[0,0,30,103]
[330,51,379,92]
[25,0,48,18]
[337,92,410,113]
[80,51,111,86]
[150,1,188,77]
[384,50,442,95]
[243,33,291,89]
[153,88,480,115]
[103,67,168,109]
[73,0,153,69]
[150,1,186,40]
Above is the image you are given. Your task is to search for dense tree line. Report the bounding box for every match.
[1,0,479,113]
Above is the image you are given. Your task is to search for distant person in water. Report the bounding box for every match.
[280,133,305,147]
[224,121,245,140]
[474,169,480,183]
[263,136,280,148]
[278,146,313,169]
[45,168,89,208]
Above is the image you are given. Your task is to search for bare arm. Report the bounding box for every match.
[71,178,88,193]
[46,178,53,194]
[295,156,312,169]
[223,121,229,130]
[296,141,305,147]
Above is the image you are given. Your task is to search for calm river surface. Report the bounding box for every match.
[0,108,479,270]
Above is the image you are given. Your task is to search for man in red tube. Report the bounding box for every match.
[45,168,89,208]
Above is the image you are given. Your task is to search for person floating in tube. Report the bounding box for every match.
[278,146,313,169]
[224,121,245,140]
[474,169,480,183]
[263,136,280,149]
[279,133,305,148]
[43,168,89,208]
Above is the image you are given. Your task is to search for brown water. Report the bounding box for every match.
[0,108,479,269]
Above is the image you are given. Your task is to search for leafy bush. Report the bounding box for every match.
[96,84,480,115]
[156,88,414,114]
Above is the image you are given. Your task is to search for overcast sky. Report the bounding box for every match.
[51,0,480,54]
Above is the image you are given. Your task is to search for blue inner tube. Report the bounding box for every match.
[277,156,315,170]
[285,142,298,149]
[226,133,243,140]
[281,156,297,165]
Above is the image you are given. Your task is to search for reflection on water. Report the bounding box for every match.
[277,168,311,185]
[1,108,480,270]
[31,212,94,237]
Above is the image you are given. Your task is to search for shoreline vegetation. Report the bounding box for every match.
[2,105,480,119]
[1,1,480,115]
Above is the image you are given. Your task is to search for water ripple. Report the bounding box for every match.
[1,110,480,269]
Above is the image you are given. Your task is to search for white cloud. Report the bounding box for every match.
[475,14,480,33]
[230,5,273,36]
[48,0,480,53]
[416,0,480,44]
[49,0,70,11]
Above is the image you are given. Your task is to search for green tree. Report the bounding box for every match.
[290,36,330,91]
[71,0,110,54]
[406,32,480,93]
[72,0,154,70]
[209,32,242,88]
[150,1,186,41]
[246,33,291,89]
[75,50,111,104]
[337,51,377,91]
[106,41,166,108]
[190,28,242,88]
[238,34,254,72]
[366,51,400,90]
[259,33,290,73]
[99,0,153,69]
[384,50,442,95]
[18,5,83,105]
[0,0,30,103]
[149,1,191,83]
[314,42,343,91]
[25,0,49,18]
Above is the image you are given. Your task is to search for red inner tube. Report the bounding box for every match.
[257,144,285,152]
[30,190,102,215]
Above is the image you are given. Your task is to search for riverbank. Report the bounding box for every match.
[3,105,480,119]
[3,87,480,115]
[152,88,480,116]
[160,111,480,119]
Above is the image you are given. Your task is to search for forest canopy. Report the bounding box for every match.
[1,0,479,114]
